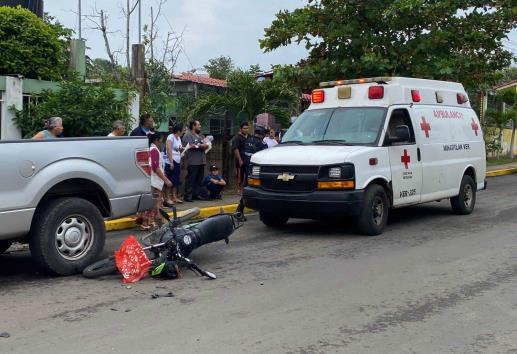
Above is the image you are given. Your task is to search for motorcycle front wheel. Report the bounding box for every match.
[82,256,117,278]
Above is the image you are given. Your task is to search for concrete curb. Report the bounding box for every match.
[105,167,517,232]
[105,204,251,232]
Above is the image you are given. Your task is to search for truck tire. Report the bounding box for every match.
[259,212,288,228]
[29,197,106,276]
[451,175,476,215]
[0,240,12,254]
[356,184,388,236]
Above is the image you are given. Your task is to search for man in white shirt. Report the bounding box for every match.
[263,128,278,148]
[108,120,125,137]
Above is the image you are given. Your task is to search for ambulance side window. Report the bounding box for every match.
[384,109,415,145]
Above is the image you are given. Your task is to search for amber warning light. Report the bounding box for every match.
[312,90,325,103]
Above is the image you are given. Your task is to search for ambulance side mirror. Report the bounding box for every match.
[394,125,410,142]
[385,125,410,145]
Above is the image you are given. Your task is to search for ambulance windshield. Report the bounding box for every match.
[282,107,387,145]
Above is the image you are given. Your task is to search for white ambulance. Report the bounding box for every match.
[243,77,486,235]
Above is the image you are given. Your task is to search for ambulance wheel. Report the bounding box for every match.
[356,184,388,236]
[451,175,476,215]
[260,212,288,227]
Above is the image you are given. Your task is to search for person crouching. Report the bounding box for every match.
[202,165,226,200]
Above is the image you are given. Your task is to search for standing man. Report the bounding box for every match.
[236,126,267,217]
[182,120,209,202]
[108,120,126,137]
[231,122,249,193]
[130,113,154,136]
[263,128,278,148]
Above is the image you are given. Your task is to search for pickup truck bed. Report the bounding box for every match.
[0,137,153,275]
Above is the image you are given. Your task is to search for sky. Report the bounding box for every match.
[45,1,517,74]
[45,0,309,73]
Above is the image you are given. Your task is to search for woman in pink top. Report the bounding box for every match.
[139,132,171,230]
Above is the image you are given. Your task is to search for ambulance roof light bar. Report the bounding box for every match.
[320,77,392,88]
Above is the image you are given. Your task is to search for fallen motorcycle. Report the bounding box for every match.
[82,207,242,280]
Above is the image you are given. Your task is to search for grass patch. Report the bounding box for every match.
[487,156,517,166]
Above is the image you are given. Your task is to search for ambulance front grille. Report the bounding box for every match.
[261,180,316,193]
[260,166,319,174]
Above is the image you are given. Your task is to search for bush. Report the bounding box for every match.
[0,7,72,80]
[13,79,134,138]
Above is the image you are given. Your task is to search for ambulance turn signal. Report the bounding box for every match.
[312,90,325,103]
[317,180,355,190]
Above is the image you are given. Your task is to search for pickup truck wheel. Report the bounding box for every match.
[356,184,388,236]
[450,175,476,215]
[259,212,288,227]
[29,197,106,276]
[0,240,12,254]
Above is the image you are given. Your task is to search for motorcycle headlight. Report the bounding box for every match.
[329,167,342,179]
[251,165,261,178]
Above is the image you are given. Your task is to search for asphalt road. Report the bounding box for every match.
[1,175,517,354]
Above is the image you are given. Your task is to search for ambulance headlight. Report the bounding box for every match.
[329,167,342,179]
[251,165,260,178]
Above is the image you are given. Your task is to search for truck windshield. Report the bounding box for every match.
[282,107,387,145]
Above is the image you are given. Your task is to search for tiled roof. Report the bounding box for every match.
[172,73,227,88]
[494,80,517,90]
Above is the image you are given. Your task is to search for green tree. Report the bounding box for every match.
[204,56,235,80]
[485,108,514,159]
[13,78,133,138]
[86,57,128,82]
[260,1,517,90]
[0,7,72,80]
[498,90,517,158]
[185,69,298,127]
[145,61,176,128]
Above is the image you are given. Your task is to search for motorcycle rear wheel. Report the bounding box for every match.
[82,256,117,278]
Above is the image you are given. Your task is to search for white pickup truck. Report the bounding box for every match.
[0,137,153,275]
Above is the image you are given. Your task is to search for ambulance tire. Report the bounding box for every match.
[450,175,476,215]
[259,212,288,228]
[356,184,388,236]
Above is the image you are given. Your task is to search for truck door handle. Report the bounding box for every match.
[417,148,421,162]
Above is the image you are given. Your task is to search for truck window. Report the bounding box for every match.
[282,107,386,145]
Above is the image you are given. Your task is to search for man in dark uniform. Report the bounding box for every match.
[236,125,267,217]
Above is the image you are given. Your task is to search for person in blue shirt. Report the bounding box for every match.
[202,165,227,200]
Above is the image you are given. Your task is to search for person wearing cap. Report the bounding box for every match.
[202,165,226,200]
[236,126,267,216]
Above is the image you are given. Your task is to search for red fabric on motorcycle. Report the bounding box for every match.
[115,235,152,283]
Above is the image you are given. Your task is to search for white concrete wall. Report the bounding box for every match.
[1,77,23,140]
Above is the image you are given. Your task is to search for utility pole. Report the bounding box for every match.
[138,0,142,44]
[78,0,82,39]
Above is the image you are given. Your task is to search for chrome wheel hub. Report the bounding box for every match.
[55,216,94,260]
[463,184,473,208]
[372,197,384,226]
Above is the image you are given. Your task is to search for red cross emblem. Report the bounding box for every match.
[471,118,479,136]
[401,149,411,169]
[420,117,431,138]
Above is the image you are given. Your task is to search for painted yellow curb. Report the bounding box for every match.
[486,167,517,178]
[105,204,252,232]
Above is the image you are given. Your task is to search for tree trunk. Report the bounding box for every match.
[497,128,503,160]
[510,122,516,159]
